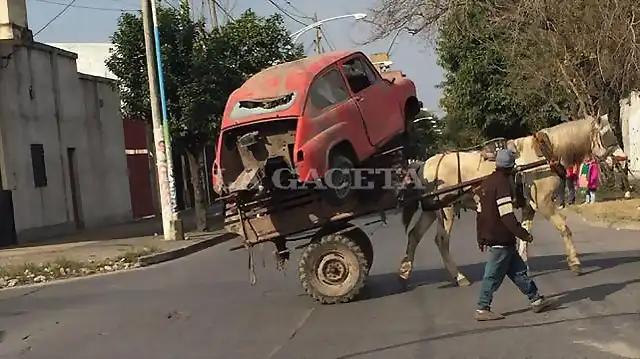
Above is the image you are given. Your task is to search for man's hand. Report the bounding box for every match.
[522,234,534,243]
[478,243,486,252]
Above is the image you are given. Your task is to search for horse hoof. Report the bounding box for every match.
[569,264,582,275]
[457,277,471,287]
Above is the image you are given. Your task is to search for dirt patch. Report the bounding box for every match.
[0,247,160,289]
[570,198,640,222]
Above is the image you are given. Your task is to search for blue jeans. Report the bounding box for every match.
[477,246,542,310]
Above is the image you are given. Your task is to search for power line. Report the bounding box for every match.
[264,0,307,26]
[211,0,234,21]
[386,28,402,55]
[281,0,313,21]
[33,0,138,12]
[319,27,335,51]
[33,0,78,37]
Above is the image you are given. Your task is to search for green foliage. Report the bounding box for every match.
[413,109,445,159]
[436,1,568,146]
[106,4,304,152]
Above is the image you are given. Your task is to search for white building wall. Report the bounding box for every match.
[620,91,640,177]
[77,74,131,225]
[49,42,161,214]
[0,41,131,242]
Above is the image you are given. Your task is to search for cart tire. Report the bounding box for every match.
[299,233,367,304]
[323,153,355,207]
[349,228,374,275]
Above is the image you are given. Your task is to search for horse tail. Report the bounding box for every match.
[400,160,428,233]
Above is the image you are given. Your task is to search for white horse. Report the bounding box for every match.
[398,115,627,287]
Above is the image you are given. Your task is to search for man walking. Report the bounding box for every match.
[474,149,555,321]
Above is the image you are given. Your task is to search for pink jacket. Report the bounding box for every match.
[581,160,599,189]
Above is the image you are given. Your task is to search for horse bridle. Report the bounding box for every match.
[590,120,619,160]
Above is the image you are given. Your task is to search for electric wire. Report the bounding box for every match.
[34,0,78,37]
[264,0,308,26]
[33,0,137,12]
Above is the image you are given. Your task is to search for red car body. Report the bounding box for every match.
[212,50,421,195]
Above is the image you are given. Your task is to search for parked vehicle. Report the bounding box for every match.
[211,50,422,205]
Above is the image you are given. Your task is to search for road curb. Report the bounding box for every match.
[138,231,237,267]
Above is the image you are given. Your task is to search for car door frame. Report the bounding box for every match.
[337,53,394,146]
[297,65,375,173]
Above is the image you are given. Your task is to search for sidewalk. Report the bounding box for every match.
[0,205,236,288]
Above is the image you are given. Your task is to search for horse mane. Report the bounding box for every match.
[539,118,594,166]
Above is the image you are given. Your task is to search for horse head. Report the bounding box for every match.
[590,114,627,162]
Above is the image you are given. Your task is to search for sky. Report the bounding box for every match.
[27,0,444,114]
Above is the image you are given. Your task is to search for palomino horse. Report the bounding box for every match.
[398,115,627,287]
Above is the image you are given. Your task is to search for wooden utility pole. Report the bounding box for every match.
[141,0,183,241]
[314,13,322,54]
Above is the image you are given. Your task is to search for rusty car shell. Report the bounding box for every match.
[212,50,420,196]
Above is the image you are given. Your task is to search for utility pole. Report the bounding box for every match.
[314,13,322,54]
[141,0,184,241]
[208,0,219,29]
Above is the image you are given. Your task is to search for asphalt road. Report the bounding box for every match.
[1,210,640,359]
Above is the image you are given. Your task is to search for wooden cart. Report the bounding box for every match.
[223,155,551,304]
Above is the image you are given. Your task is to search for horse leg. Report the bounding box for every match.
[398,207,437,284]
[517,202,536,272]
[538,202,581,274]
[435,207,470,286]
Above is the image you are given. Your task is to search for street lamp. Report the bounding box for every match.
[290,13,367,43]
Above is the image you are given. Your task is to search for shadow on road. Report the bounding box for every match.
[360,250,640,302]
[554,278,640,305]
[335,312,639,358]
[500,277,640,316]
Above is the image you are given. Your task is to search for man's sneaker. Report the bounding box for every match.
[531,297,555,313]
[474,310,505,321]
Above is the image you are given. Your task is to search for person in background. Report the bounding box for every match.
[474,149,555,321]
[578,155,600,204]
[558,163,579,208]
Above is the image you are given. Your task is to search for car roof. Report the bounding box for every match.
[230,50,357,100]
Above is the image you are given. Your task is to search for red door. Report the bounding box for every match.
[123,118,155,218]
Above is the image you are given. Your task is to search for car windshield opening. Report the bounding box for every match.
[230,92,297,120]
[239,93,295,110]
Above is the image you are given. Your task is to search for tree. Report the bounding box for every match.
[493,0,640,141]
[107,2,303,231]
[413,109,446,158]
[367,0,640,143]
[435,1,568,143]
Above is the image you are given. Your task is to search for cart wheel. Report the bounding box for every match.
[299,233,367,304]
[348,227,373,275]
[323,153,355,207]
